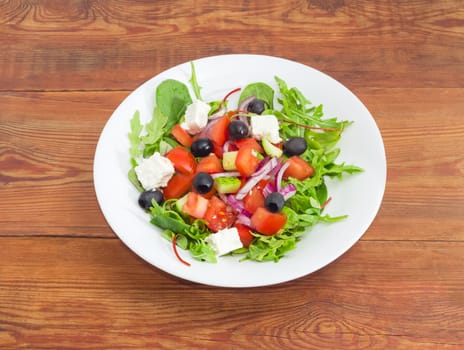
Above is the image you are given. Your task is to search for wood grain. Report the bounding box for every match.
[0,0,463,91]
[0,0,463,349]
[0,238,463,349]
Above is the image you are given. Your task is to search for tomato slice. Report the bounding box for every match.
[171,124,193,147]
[209,115,230,147]
[251,207,287,235]
[235,224,254,247]
[235,146,261,177]
[283,156,314,181]
[166,146,196,174]
[204,196,236,232]
[163,173,194,200]
[196,154,223,174]
[235,137,264,154]
[243,180,268,213]
[182,192,209,219]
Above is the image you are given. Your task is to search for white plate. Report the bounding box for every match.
[94,54,386,288]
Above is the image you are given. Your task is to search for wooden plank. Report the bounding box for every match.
[0,1,463,91]
[0,238,462,349]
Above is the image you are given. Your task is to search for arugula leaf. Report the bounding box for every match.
[128,168,144,192]
[149,200,215,262]
[322,163,364,179]
[190,241,217,263]
[128,110,143,161]
[238,82,274,109]
[189,62,202,100]
[247,233,297,262]
[156,79,192,131]
[208,100,223,115]
[141,107,168,145]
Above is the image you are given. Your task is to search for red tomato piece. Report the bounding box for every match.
[235,146,261,177]
[283,156,314,181]
[209,115,230,147]
[235,224,254,248]
[171,124,193,147]
[251,207,287,236]
[166,146,196,174]
[182,192,209,219]
[204,196,236,232]
[211,141,224,159]
[163,173,194,200]
[196,154,223,174]
[235,137,264,154]
[243,180,268,213]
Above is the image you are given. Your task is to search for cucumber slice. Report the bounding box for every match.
[175,194,188,213]
[222,151,238,171]
[262,137,283,157]
[214,176,241,194]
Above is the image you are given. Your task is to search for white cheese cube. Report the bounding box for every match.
[205,227,243,256]
[250,114,282,144]
[135,152,175,190]
[181,99,211,134]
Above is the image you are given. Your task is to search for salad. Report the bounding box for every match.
[128,62,362,265]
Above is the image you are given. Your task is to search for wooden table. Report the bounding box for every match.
[1,1,463,349]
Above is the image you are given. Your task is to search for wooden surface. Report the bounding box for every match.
[1,1,463,349]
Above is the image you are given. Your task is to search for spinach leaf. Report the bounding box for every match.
[156,79,192,131]
[238,82,274,109]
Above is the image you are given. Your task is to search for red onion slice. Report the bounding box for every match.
[262,182,276,198]
[279,183,297,200]
[236,213,252,227]
[210,171,241,179]
[275,161,290,191]
[235,158,279,200]
[238,95,256,112]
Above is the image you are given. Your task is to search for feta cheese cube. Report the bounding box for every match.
[135,152,175,190]
[205,227,243,256]
[181,99,211,134]
[250,114,282,144]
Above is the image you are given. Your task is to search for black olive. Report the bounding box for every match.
[193,172,214,194]
[138,189,164,210]
[247,98,266,115]
[191,138,213,157]
[228,120,249,140]
[283,137,307,157]
[264,192,285,213]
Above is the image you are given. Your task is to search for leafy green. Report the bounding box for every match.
[141,107,169,158]
[190,242,217,263]
[155,79,192,131]
[141,107,168,145]
[239,82,274,109]
[189,62,202,100]
[128,110,143,161]
[246,232,297,262]
[149,200,216,262]
[128,168,144,192]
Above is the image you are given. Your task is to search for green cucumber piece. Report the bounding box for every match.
[175,194,188,213]
[262,137,283,157]
[222,151,238,171]
[214,177,241,194]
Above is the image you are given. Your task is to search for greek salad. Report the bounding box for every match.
[128,62,362,265]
